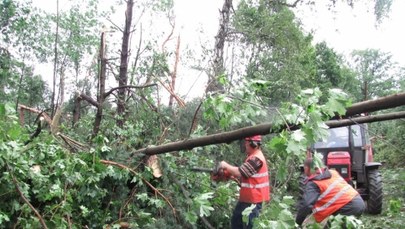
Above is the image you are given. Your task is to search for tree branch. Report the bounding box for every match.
[99,160,177,218]
[169,35,180,107]
[155,77,185,107]
[18,104,52,125]
[24,117,45,145]
[282,0,301,7]
[188,101,203,137]
[104,84,157,98]
[57,132,90,152]
[78,93,99,107]
[7,164,48,229]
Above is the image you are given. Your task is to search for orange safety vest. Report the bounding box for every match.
[311,169,358,222]
[239,151,270,203]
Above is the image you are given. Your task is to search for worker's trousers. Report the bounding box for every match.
[231,202,262,229]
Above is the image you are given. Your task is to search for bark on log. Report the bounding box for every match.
[132,109,405,156]
[344,92,405,117]
[327,111,405,128]
[133,123,273,156]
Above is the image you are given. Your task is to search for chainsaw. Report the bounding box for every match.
[190,163,240,185]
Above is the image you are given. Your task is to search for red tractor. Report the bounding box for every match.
[300,123,383,214]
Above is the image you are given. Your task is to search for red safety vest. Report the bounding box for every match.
[239,151,270,203]
[311,169,358,222]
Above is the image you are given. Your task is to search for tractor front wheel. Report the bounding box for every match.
[367,169,383,214]
[296,173,307,209]
[298,173,306,197]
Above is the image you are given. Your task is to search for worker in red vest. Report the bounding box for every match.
[296,157,365,227]
[213,135,270,229]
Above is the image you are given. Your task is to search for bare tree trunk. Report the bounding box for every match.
[51,69,65,134]
[117,0,134,127]
[51,0,60,118]
[15,58,26,112]
[206,0,232,93]
[92,32,107,138]
[169,36,181,107]
[72,93,81,125]
[363,80,369,101]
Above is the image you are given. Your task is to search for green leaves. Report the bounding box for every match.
[254,195,297,229]
[265,87,349,204]
[323,89,351,117]
[242,204,256,224]
[203,78,267,130]
[328,215,364,229]
[193,192,215,217]
[272,88,349,157]
[0,212,10,224]
[350,49,400,101]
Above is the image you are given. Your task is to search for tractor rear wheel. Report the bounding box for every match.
[367,169,383,214]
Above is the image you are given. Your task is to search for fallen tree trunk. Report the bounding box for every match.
[327,111,405,128]
[132,110,405,156]
[344,92,405,117]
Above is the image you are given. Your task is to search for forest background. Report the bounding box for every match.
[0,0,404,228]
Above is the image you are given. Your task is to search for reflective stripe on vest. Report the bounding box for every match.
[252,172,268,178]
[240,182,270,189]
[317,176,344,201]
[313,185,351,214]
[310,169,358,222]
[239,151,270,203]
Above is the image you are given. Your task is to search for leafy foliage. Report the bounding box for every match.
[349,49,399,101]
[0,0,404,228]
[254,195,297,228]
[0,102,159,228]
[362,168,405,228]
[203,78,267,130]
[314,42,358,102]
[232,0,317,104]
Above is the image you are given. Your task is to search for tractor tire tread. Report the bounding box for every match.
[367,169,383,214]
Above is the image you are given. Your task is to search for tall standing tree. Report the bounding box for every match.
[116,0,134,128]
[231,1,316,104]
[206,0,232,94]
[313,42,358,101]
[350,49,398,101]
[0,0,50,116]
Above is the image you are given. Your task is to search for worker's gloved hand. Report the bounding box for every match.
[211,162,231,182]
[211,168,230,182]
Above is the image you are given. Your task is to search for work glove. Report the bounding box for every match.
[211,168,231,182]
[211,162,231,182]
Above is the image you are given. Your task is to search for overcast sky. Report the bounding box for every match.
[33,0,404,101]
[294,0,405,66]
[173,0,405,65]
[173,0,405,99]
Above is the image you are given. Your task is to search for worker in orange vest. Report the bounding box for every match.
[213,135,270,229]
[296,157,365,227]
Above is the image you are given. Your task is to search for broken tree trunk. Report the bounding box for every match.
[92,31,107,138]
[132,92,405,156]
